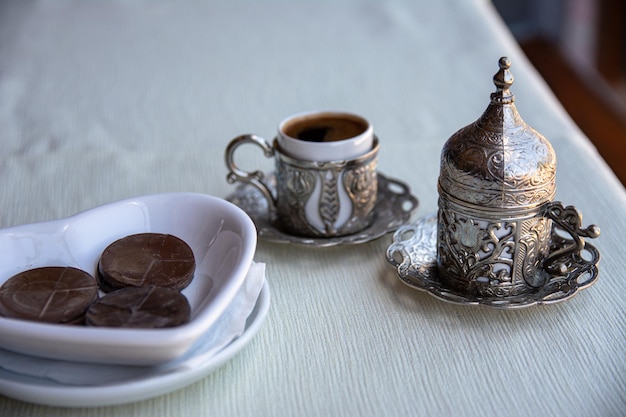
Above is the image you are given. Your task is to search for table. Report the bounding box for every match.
[0,0,624,416]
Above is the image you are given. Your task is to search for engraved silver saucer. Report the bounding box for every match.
[226,173,418,247]
[385,215,600,309]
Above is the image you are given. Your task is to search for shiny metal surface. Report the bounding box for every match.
[386,215,600,309]
[226,136,379,237]
[439,57,557,210]
[226,173,418,247]
[435,57,600,299]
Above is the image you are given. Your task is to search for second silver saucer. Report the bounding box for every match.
[386,215,600,309]
[226,173,418,247]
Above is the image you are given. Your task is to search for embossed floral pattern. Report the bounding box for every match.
[439,102,556,209]
[274,149,378,237]
[437,201,552,297]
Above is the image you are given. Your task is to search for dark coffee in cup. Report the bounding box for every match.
[282,113,368,143]
[277,110,374,161]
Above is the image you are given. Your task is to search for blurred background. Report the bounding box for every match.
[493,0,626,185]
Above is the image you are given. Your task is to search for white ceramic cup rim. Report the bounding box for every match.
[277,110,374,162]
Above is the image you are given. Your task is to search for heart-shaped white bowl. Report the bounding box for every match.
[0,192,257,365]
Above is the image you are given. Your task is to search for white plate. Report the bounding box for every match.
[0,281,270,407]
[0,192,257,365]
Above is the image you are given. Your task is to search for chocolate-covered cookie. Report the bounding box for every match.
[85,285,191,328]
[0,266,98,324]
[97,233,195,292]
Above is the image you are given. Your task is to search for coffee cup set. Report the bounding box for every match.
[225,57,601,309]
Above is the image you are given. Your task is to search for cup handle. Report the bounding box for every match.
[225,134,277,215]
[543,201,600,273]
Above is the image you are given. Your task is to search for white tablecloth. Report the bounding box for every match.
[0,0,624,416]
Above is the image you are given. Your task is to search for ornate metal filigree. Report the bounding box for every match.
[275,162,317,235]
[226,135,380,238]
[437,200,552,297]
[343,162,378,232]
[272,140,378,237]
[433,57,600,300]
[227,173,417,247]
[543,201,601,270]
[438,57,557,210]
[386,215,600,309]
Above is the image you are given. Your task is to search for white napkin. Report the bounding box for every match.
[0,262,266,386]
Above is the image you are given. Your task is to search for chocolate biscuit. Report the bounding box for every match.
[97,233,195,292]
[85,285,191,328]
[0,266,98,324]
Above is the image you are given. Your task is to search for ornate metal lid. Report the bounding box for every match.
[438,57,557,210]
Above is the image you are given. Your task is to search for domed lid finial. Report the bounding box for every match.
[491,56,514,104]
[438,56,557,210]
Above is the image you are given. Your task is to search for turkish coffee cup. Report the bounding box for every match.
[225,111,378,237]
